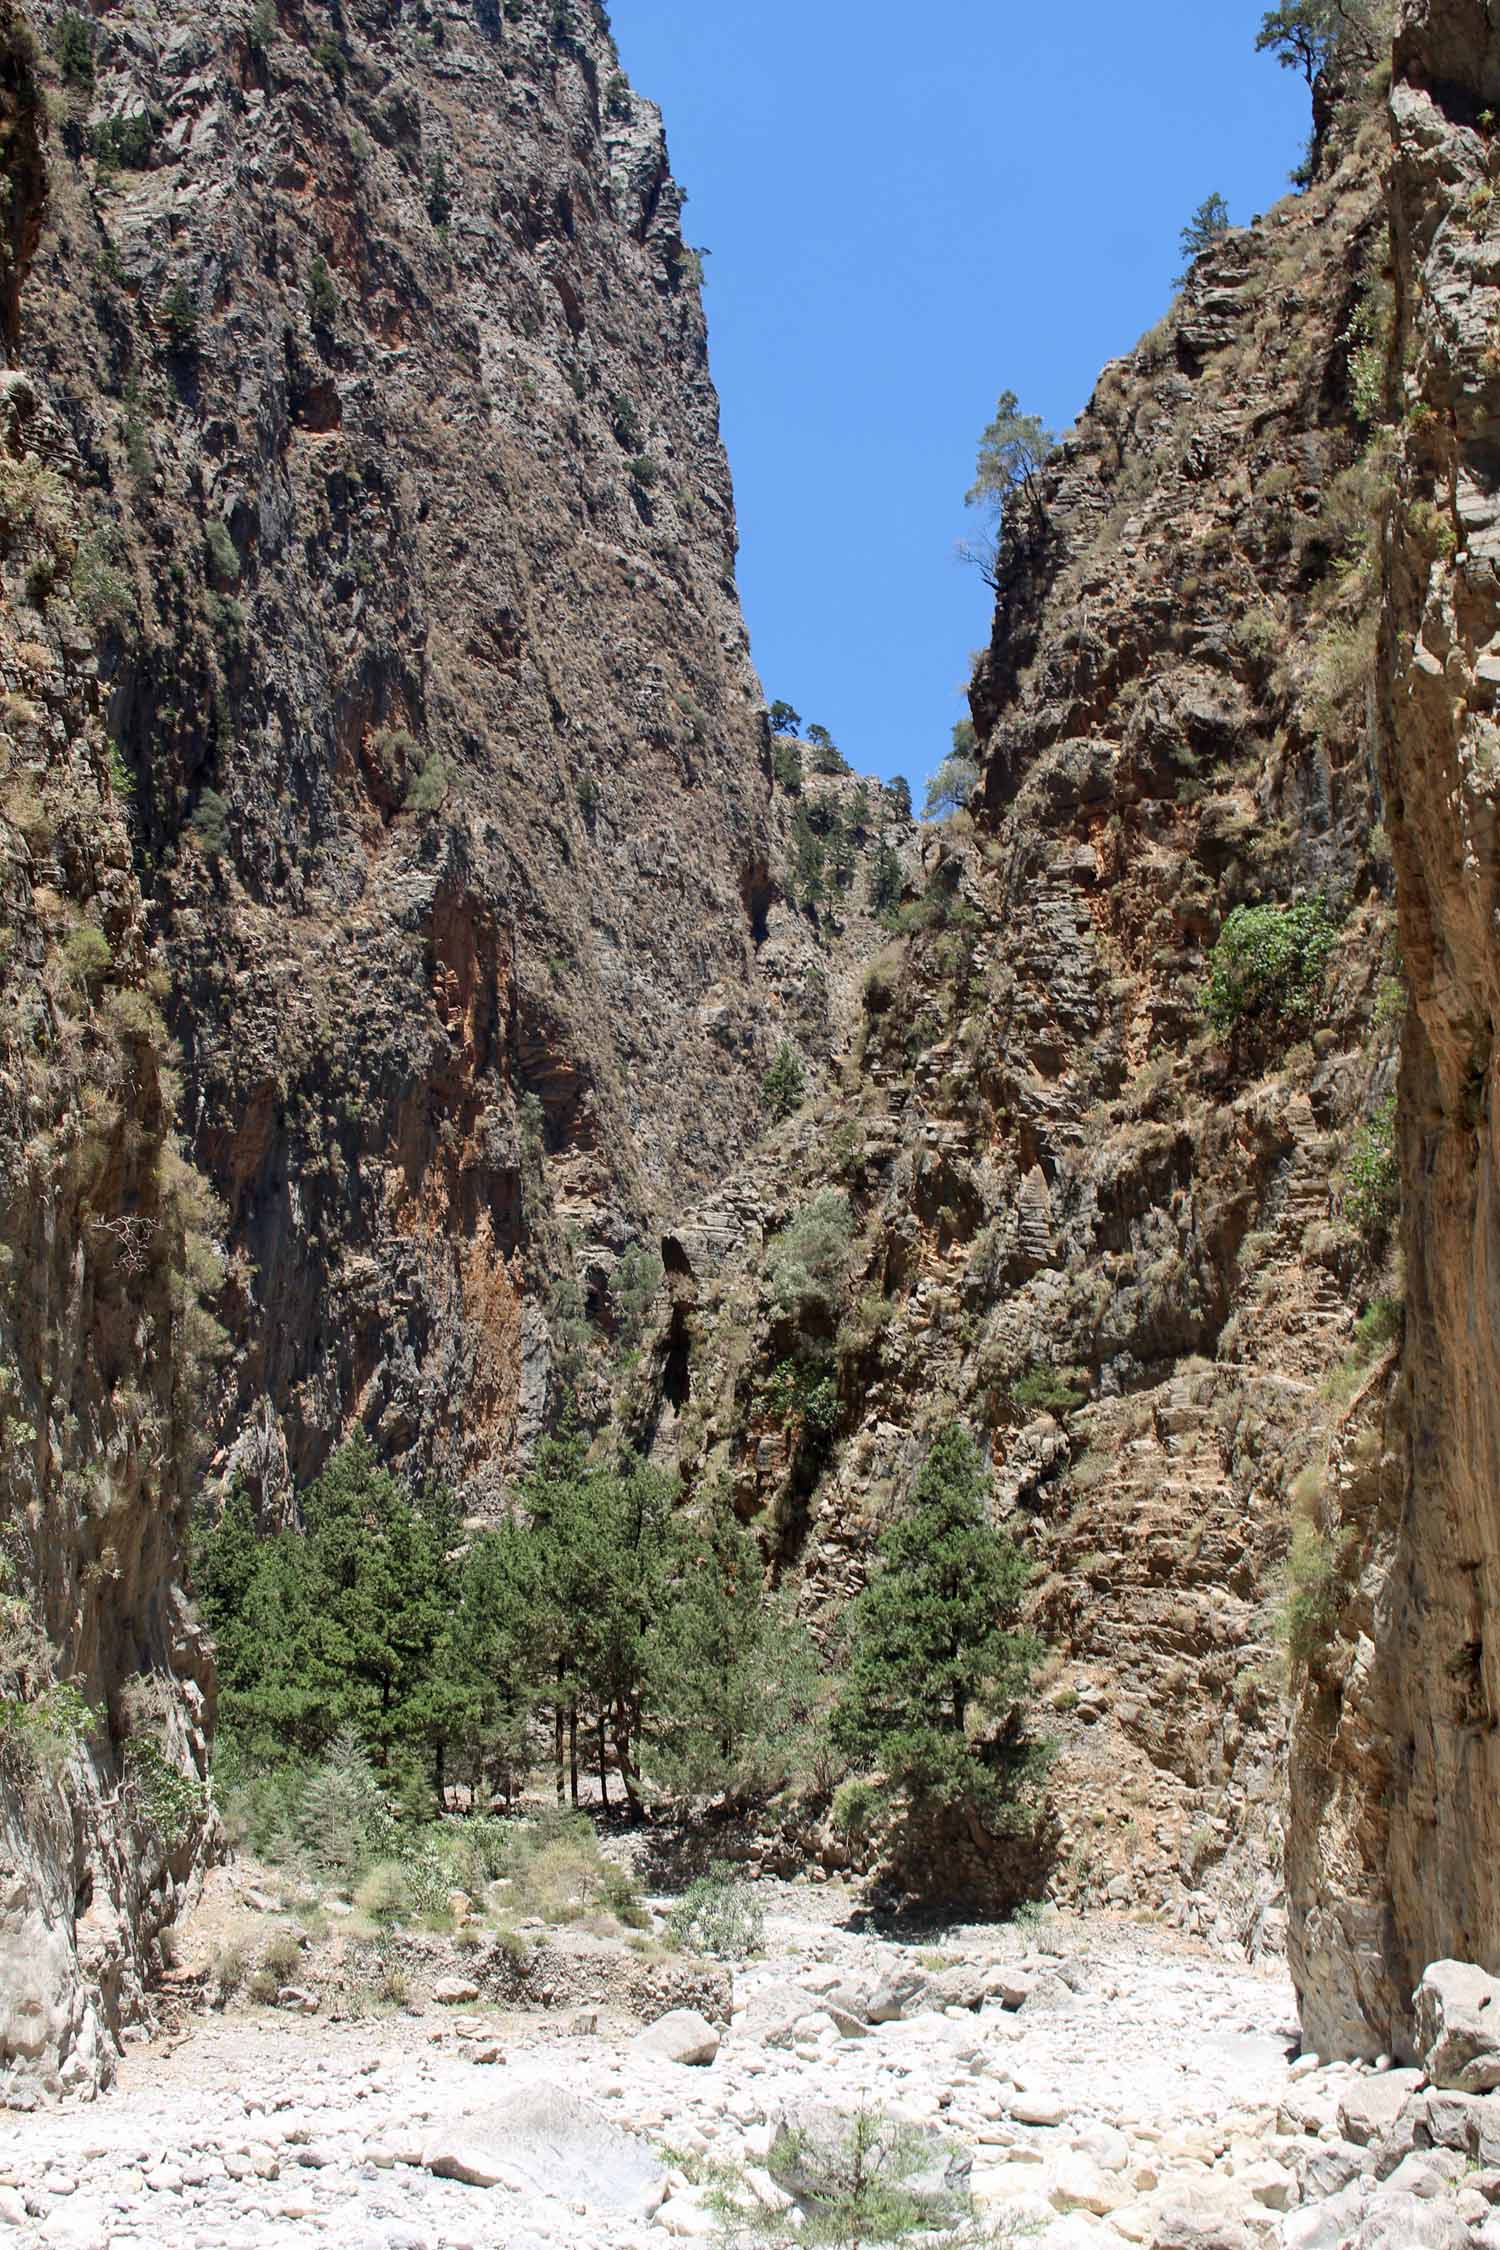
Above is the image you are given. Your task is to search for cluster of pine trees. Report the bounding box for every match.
[195,1424,1044,1853]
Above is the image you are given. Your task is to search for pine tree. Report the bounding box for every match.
[832,1425,1043,1836]
[1179,192,1231,279]
[646,1485,820,1803]
[762,1042,806,1121]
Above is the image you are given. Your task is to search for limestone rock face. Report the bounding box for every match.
[1287,0,1500,2059]
[0,3,216,2103]
[11,0,808,1511]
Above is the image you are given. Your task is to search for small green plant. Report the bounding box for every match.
[159,281,199,351]
[54,11,96,88]
[308,255,339,331]
[1281,1520,1340,1666]
[426,154,452,227]
[190,789,231,860]
[831,1776,881,1850]
[605,71,632,119]
[1009,1365,1086,1418]
[1178,190,1230,279]
[626,453,657,489]
[665,1861,764,1959]
[91,112,156,169]
[248,0,277,56]
[405,750,450,815]
[766,2107,970,2245]
[1205,896,1336,1036]
[771,735,803,792]
[762,1042,806,1121]
[73,532,133,631]
[1341,1094,1399,1241]
[204,518,240,587]
[124,1737,207,1847]
[0,1680,89,1781]
[314,29,345,83]
[63,924,113,993]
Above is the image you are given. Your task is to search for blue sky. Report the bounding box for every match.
[605,1,1314,792]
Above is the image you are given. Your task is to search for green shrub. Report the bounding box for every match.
[426,154,452,228]
[308,255,339,330]
[0,1680,89,1780]
[314,29,345,82]
[123,1737,207,1847]
[160,282,199,351]
[63,924,113,992]
[767,2107,969,2244]
[626,454,657,489]
[73,533,133,630]
[501,1810,647,1928]
[190,789,231,859]
[1205,896,1336,1035]
[1009,1365,1086,1418]
[771,736,803,793]
[665,1861,764,1959]
[204,518,240,587]
[54,10,95,87]
[1341,1094,1398,1241]
[1282,1520,1340,1667]
[91,112,155,169]
[831,1776,881,1847]
[762,1042,806,1121]
[248,0,277,56]
[765,1192,852,1322]
[405,751,449,815]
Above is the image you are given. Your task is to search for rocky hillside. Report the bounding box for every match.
[635,65,1404,1936]
[1288,0,1500,2062]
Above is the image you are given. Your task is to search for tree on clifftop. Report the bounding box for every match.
[1179,193,1231,278]
[1255,0,1389,86]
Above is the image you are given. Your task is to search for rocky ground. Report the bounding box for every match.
[1,1876,1494,2249]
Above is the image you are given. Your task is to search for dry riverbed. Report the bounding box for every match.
[1,1875,1494,2248]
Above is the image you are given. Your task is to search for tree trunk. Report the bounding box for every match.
[598,1714,609,1811]
[434,1737,446,1809]
[554,1664,565,1806]
[569,1703,580,1808]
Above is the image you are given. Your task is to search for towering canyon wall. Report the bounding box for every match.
[1289,0,1500,2061]
[17,0,793,1514]
[640,84,1404,1938]
[0,0,799,2097]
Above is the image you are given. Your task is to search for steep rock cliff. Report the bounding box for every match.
[0,1,219,2101]
[1289,0,1500,2061]
[19,0,798,1511]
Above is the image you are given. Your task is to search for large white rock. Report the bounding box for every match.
[1414,1961,1500,2093]
[1351,2188,1471,2248]
[424,2083,666,2216]
[1337,2069,1423,2151]
[632,2009,721,2067]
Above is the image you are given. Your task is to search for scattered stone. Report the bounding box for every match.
[633,2010,722,2067]
[432,1978,481,2007]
